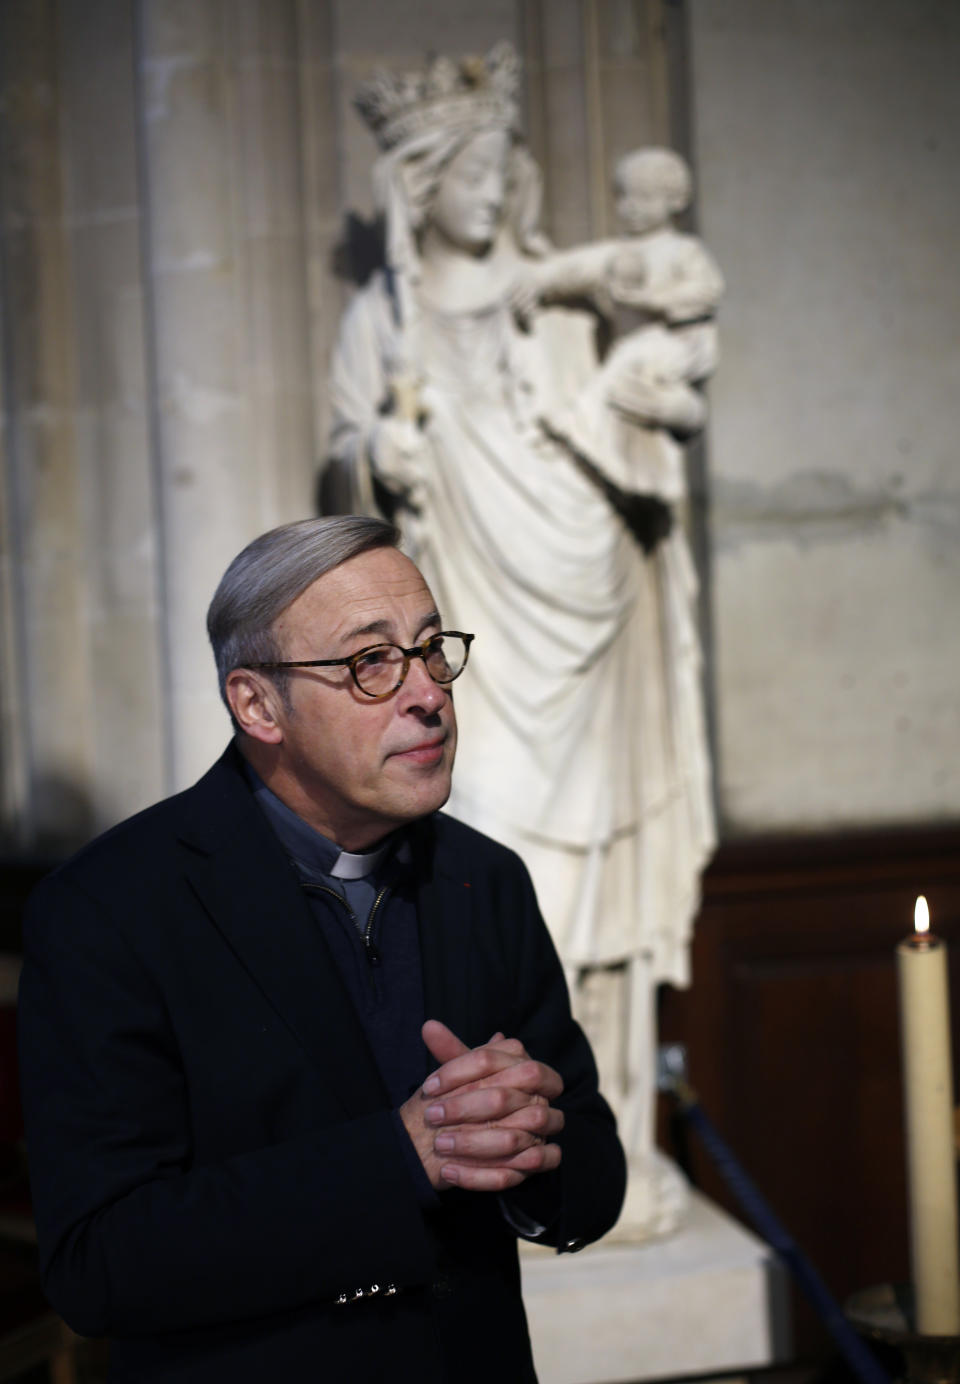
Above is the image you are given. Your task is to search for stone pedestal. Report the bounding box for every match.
[520,1192,791,1384]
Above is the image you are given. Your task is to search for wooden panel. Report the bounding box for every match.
[660,826,960,1358]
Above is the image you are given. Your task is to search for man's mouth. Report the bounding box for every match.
[391,738,446,765]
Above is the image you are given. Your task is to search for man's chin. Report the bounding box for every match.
[418,767,454,817]
[412,766,454,821]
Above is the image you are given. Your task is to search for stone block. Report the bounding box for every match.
[521,1193,790,1384]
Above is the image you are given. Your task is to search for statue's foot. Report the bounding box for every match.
[602,1148,690,1244]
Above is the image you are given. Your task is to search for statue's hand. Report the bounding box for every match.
[369,417,430,506]
[506,264,542,328]
[607,365,707,435]
[604,333,707,434]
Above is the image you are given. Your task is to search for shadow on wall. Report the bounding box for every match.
[319,212,389,518]
[330,212,386,288]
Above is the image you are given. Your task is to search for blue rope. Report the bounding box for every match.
[678,1094,892,1384]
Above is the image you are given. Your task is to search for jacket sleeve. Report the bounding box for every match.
[492,853,627,1249]
[18,874,435,1339]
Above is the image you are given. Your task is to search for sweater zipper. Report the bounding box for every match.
[303,882,390,967]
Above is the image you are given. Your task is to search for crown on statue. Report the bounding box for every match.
[355,41,520,151]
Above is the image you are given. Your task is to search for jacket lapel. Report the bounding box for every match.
[176,749,387,1115]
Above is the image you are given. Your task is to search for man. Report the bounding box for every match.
[18,515,626,1383]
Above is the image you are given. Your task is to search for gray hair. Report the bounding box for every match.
[207,514,399,722]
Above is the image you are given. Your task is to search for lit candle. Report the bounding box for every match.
[897,895,960,1334]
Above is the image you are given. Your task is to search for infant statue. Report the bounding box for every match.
[556,146,724,506]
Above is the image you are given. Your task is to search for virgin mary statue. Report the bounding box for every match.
[324,43,716,1238]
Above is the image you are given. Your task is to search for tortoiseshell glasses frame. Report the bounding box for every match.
[246,630,474,701]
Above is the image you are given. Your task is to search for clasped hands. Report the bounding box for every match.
[400,1019,564,1192]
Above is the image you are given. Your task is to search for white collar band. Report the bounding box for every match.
[330,842,391,880]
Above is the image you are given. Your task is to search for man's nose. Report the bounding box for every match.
[401,656,448,713]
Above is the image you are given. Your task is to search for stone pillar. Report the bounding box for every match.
[136,0,317,788]
[1,0,173,851]
[0,1,97,851]
[0,0,324,850]
[522,0,671,245]
[296,0,348,475]
[58,0,167,831]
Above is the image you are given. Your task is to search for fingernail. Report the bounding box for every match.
[422,1075,440,1096]
[425,1103,445,1124]
[441,1165,460,1185]
[434,1133,455,1152]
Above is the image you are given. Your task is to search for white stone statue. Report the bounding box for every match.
[325,46,720,1240]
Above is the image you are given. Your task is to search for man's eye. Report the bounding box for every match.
[354,647,390,670]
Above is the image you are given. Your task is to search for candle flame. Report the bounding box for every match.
[915,895,930,935]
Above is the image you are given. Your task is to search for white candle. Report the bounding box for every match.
[897,895,960,1335]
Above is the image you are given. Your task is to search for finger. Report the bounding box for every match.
[485,1035,526,1057]
[434,1125,546,1160]
[441,1141,563,1176]
[466,1058,564,1103]
[421,1019,470,1069]
[503,1141,563,1174]
[439,1165,527,1193]
[421,1042,530,1099]
[497,1104,566,1138]
[439,1142,562,1189]
[424,1083,545,1127]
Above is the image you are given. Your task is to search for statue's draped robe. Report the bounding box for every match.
[328,274,714,1019]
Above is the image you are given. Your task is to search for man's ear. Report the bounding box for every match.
[225,669,285,745]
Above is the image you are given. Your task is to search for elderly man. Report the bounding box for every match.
[18,515,625,1384]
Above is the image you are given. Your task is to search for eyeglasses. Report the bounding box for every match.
[246,631,474,701]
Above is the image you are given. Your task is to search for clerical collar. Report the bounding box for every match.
[329,842,392,880]
[243,762,397,881]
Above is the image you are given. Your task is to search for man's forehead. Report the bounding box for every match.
[278,547,439,644]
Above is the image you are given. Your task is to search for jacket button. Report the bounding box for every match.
[563,1236,585,1253]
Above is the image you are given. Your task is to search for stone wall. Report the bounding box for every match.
[689,0,960,833]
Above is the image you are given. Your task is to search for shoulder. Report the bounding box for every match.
[331,274,400,384]
[338,271,395,334]
[31,747,245,906]
[428,811,528,876]
[424,814,538,919]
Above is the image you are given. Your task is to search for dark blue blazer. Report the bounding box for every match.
[18,745,625,1382]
